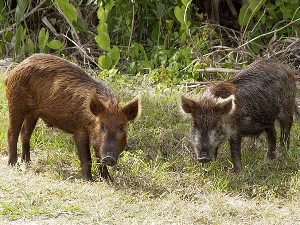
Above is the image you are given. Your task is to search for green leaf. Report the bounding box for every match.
[174,6,188,29]
[73,18,88,34]
[104,0,116,12]
[47,40,63,50]
[249,0,266,13]
[96,23,108,33]
[181,0,190,7]
[108,45,120,66]
[15,0,29,24]
[5,32,14,42]
[25,38,35,54]
[55,0,77,22]
[0,13,6,21]
[265,18,274,28]
[0,0,4,9]
[38,28,49,53]
[174,6,184,24]
[97,7,108,22]
[95,31,111,52]
[257,10,266,24]
[239,5,252,27]
[98,55,112,70]
[294,10,300,25]
[14,25,26,58]
[63,3,77,22]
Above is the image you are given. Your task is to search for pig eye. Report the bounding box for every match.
[100,123,107,132]
[117,124,125,133]
[210,121,218,129]
[193,121,200,128]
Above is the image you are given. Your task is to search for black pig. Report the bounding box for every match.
[181,59,297,172]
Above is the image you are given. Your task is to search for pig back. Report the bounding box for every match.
[6,54,118,134]
[229,59,296,130]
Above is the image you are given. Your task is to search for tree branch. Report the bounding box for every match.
[196,68,240,73]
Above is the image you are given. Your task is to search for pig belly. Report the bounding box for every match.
[39,112,77,134]
[240,116,273,136]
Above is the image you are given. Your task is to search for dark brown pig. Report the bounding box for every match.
[6,53,140,180]
[181,59,297,172]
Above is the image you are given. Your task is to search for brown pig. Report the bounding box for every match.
[181,59,297,172]
[6,53,141,180]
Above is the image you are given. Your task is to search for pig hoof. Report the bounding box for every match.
[267,153,276,160]
[230,167,242,173]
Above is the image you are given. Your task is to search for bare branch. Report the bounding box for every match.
[52,0,81,45]
[196,68,240,73]
[232,16,300,56]
[127,4,135,60]
[59,33,103,71]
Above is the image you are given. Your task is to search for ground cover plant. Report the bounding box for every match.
[1,67,300,224]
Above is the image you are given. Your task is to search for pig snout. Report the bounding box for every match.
[197,151,212,163]
[101,152,117,166]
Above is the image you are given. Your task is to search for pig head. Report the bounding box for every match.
[181,94,235,163]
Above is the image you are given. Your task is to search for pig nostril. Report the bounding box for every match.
[102,156,116,166]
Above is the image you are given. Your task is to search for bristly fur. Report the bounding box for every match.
[6,53,141,181]
[180,59,297,173]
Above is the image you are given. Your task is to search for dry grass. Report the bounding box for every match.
[1,158,300,225]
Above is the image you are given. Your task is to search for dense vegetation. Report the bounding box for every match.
[1,0,299,80]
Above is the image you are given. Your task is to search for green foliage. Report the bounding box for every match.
[0,0,298,81]
[95,30,111,52]
[25,38,35,54]
[38,28,49,53]
[239,0,300,52]
[54,0,78,22]
[14,25,26,60]
[47,40,63,50]
[95,0,121,69]
[15,0,29,24]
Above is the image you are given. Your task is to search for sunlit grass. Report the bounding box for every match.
[1,70,300,223]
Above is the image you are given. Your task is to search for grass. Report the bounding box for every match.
[1,68,300,224]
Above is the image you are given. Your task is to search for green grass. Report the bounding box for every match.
[1,69,300,224]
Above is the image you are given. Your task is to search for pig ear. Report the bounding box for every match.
[89,88,106,116]
[216,95,235,115]
[122,96,141,121]
[181,95,196,114]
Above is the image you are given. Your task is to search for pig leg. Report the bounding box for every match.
[279,120,292,150]
[20,113,38,163]
[73,131,92,181]
[7,107,27,165]
[265,125,276,159]
[99,164,112,181]
[278,108,293,149]
[229,134,242,173]
[214,147,219,159]
[94,151,112,181]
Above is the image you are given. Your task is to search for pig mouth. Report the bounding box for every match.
[197,156,212,163]
[101,153,117,166]
[197,151,212,163]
